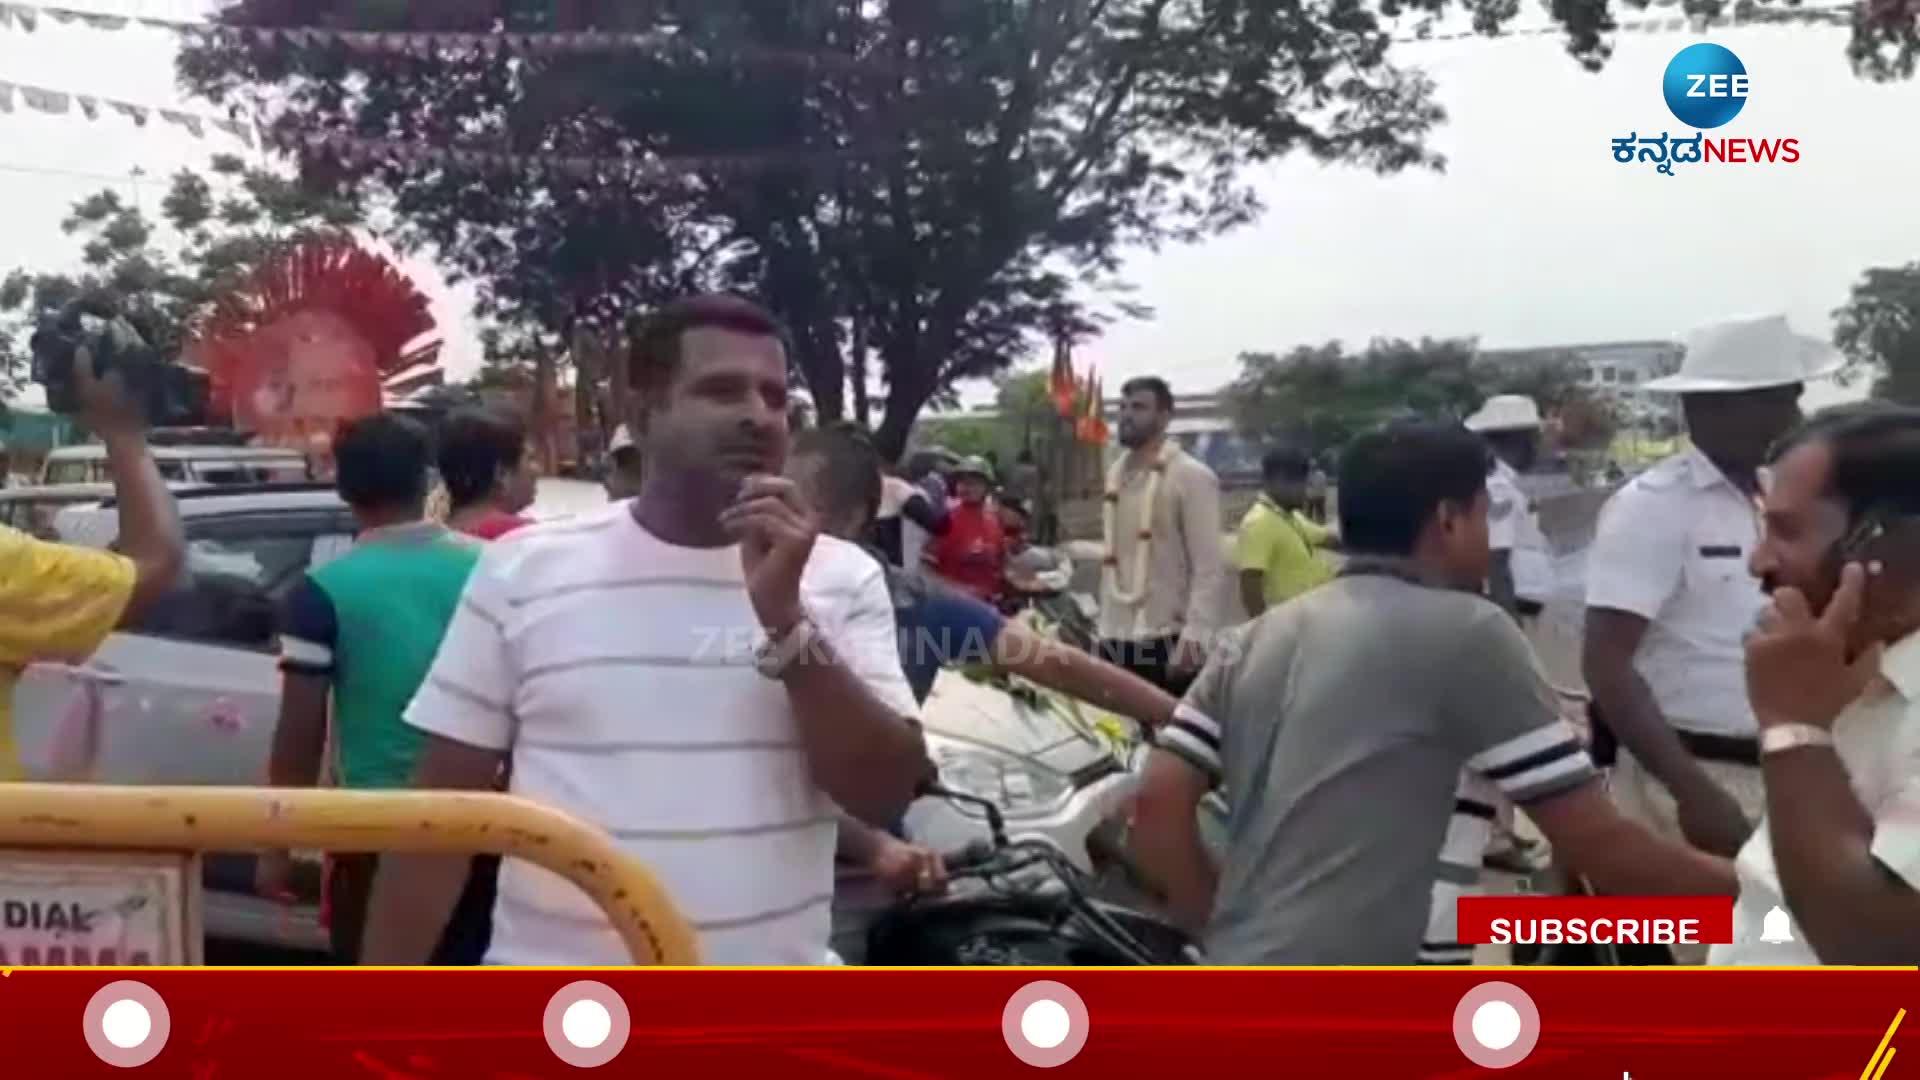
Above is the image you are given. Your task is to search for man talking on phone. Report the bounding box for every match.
[361,294,927,966]
[1714,404,1920,965]
[0,340,183,781]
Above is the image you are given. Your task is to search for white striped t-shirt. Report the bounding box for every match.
[404,504,917,965]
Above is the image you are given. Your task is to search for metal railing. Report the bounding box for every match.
[0,784,700,965]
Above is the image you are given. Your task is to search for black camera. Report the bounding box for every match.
[30,298,207,426]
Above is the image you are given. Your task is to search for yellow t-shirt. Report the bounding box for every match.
[0,525,137,780]
[1235,496,1334,607]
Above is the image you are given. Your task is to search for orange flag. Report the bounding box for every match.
[1050,337,1077,418]
[1090,374,1109,445]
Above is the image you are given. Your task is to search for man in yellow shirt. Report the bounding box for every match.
[1236,446,1337,617]
[0,344,184,780]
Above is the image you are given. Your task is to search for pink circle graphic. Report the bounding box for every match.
[83,980,172,1068]
[1000,980,1091,1068]
[1451,980,1541,1069]
[542,980,632,1069]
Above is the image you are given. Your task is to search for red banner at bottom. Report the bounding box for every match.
[0,967,1911,1077]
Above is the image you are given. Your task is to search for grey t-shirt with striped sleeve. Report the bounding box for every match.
[404,504,918,966]
[1158,566,1595,966]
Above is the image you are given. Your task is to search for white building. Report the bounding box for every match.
[1479,339,1685,429]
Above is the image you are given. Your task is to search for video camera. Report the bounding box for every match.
[29,297,207,427]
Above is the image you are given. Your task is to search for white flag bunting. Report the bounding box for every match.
[0,76,247,141]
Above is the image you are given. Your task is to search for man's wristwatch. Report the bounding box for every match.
[1760,723,1836,757]
[754,615,818,680]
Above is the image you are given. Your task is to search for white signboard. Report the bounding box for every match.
[0,851,196,966]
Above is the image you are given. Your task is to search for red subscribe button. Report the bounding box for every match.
[1456,896,1735,946]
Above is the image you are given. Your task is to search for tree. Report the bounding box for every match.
[1833,261,1920,405]
[0,154,363,398]
[177,1,1909,458]
[1224,336,1612,452]
[1226,337,1476,452]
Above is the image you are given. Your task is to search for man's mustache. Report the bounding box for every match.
[717,436,777,457]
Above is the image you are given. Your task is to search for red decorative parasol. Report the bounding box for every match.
[188,236,439,457]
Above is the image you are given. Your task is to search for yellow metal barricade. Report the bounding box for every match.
[0,784,700,965]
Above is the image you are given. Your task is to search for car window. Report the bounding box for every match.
[44,461,91,485]
[1,498,89,539]
[127,525,319,652]
[190,460,309,485]
[24,500,81,540]
[195,466,259,486]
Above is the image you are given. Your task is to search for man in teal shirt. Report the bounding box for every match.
[261,413,487,963]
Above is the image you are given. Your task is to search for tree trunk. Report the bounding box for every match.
[572,326,600,475]
[873,343,938,463]
[532,347,557,475]
[793,322,846,424]
[850,315,870,428]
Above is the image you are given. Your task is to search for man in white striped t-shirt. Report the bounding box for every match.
[1130,422,1734,964]
[359,295,928,966]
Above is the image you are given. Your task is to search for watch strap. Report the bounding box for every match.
[1760,723,1836,757]
[755,615,818,680]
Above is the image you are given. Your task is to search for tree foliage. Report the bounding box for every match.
[1224,336,1612,453]
[0,154,362,398]
[174,0,1913,455]
[1833,260,1920,405]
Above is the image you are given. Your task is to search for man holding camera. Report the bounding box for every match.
[0,346,184,780]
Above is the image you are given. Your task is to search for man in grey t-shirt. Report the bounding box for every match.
[1130,421,1736,965]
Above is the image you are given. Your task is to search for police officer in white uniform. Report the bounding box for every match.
[1583,316,1840,964]
[1471,395,1556,621]
[1463,395,1557,873]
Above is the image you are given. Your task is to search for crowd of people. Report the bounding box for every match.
[0,299,1916,969]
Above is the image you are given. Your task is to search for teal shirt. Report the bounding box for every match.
[279,523,482,789]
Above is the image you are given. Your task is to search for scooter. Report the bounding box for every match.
[999,545,1098,652]
[865,784,1199,966]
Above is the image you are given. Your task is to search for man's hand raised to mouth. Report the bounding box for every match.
[720,473,820,635]
[720,471,928,824]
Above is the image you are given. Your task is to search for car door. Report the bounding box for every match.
[11,509,355,789]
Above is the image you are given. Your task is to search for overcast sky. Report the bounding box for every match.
[2,9,1908,412]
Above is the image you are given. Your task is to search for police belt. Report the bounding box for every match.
[1587,703,1759,768]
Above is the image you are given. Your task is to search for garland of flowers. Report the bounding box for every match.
[1102,440,1176,609]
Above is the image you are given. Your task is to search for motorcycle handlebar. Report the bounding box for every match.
[942,839,999,873]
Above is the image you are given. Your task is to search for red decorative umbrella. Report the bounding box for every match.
[187,236,439,460]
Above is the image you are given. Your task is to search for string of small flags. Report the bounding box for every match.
[0,77,252,143]
[291,130,875,182]
[0,73,880,179]
[0,0,1862,55]
[1391,1,1857,42]
[0,4,870,70]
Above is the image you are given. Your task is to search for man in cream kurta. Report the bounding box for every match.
[1096,376,1225,696]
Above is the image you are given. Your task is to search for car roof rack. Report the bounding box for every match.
[145,427,257,447]
[95,481,338,509]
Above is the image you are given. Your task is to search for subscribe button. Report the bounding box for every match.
[1457,896,1735,946]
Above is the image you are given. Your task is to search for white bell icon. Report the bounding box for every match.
[1759,905,1795,944]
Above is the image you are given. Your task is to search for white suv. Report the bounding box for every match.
[39,443,311,487]
[13,484,355,955]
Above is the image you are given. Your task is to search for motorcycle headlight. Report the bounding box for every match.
[928,738,1075,818]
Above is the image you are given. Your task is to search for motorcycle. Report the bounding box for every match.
[999,545,1098,652]
[865,784,1199,966]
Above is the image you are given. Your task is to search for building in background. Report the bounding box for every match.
[1478,339,1685,432]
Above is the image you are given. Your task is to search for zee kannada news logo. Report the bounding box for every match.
[1613,43,1801,175]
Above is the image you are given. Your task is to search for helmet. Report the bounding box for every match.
[952,455,994,483]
